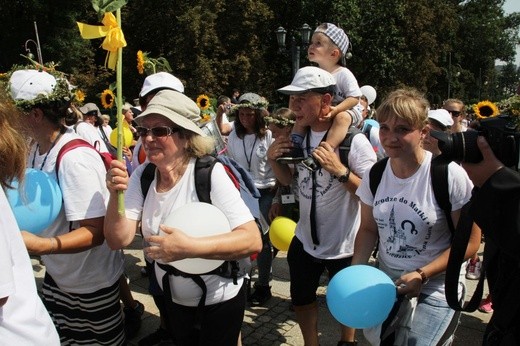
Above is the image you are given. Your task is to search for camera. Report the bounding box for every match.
[430,115,520,169]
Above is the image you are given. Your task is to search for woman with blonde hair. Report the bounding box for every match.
[353,88,481,345]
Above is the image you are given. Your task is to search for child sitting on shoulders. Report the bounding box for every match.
[282,23,363,171]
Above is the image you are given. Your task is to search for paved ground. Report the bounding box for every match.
[32,238,491,346]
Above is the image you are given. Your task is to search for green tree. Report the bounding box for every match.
[1,0,519,107]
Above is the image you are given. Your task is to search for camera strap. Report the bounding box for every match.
[445,200,486,311]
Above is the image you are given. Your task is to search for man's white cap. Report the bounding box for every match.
[139,72,184,97]
[9,70,57,101]
[278,66,336,95]
[428,109,454,128]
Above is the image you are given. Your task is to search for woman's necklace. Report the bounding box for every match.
[31,133,63,170]
[242,134,258,171]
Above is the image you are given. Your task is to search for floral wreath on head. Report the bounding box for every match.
[2,60,77,110]
[228,93,269,117]
[264,115,295,127]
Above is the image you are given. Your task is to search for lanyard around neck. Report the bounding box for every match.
[32,133,62,170]
[242,134,258,171]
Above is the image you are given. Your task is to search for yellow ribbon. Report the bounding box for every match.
[77,12,127,70]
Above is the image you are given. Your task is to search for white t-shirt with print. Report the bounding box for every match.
[0,190,59,344]
[28,130,124,294]
[356,151,473,297]
[226,130,276,189]
[296,129,376,259]
[125,158,254,307]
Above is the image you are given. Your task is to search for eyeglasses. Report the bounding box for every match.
[136,126,180,137]
[446,110,462,117]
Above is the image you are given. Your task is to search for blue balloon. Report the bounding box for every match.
[364,119,380,129]
[326,265,396,328]
[6,168,63,234]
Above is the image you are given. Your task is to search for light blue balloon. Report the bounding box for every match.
[6,168,63,234]
[364,119,380,129]
[326,265,396,328]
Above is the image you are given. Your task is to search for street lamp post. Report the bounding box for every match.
[447,52,452,99]
[275,24,312,77]
[24,21,43,64]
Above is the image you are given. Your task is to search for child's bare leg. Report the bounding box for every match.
[325,111,353,149]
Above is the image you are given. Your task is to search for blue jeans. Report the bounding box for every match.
[407,293,458,346]
[256,188,275,286]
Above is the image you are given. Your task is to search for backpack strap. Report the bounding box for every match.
[338,126,363,169]
[369,157,389,197]
[140,163,157,199]
[194,155,217,203]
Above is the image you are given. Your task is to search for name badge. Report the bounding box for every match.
[281,194,295,204]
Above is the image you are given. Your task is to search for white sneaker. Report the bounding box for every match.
[466,258,481,280]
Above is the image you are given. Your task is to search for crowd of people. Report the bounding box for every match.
[1,22,519,346]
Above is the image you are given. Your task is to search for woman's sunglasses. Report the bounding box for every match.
[136,126,180,137]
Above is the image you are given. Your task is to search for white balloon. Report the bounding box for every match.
[360,85,377,105]
[161,202,230,274]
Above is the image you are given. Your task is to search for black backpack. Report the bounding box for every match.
[338,126,364,169]
[140,154,262,311]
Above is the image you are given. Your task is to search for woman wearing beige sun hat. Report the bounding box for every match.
[104,89,262,345]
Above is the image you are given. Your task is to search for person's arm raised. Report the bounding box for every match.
[104,159,139,249]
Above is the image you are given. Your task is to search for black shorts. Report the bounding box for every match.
[287,237,353,306]
[169,283,246,346]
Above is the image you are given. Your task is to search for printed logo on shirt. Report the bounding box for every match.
[298,166,334,200]
[375,197,434,259]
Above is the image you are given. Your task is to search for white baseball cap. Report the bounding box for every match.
[139,72,184,97]
[9,70,57,101]
[278,66,336,95]
[428,109,454,128]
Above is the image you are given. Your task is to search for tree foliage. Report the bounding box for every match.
[0,0,518,107]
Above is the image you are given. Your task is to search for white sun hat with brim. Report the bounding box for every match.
[8,69,74,110]
[134,89,206,137]
[9,69,57,101]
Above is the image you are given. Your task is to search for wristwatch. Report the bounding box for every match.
[415,268,429,284]
[336,168,350,183]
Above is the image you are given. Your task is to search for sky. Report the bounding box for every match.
[503,0,520,66]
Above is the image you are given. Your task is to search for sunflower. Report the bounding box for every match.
[473,100,499,119]
[196,94,211,111]
[101,89,115,109]
[137,50,145,75]
[75,89,85,103]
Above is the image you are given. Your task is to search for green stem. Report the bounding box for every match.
[116,9,125,215]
